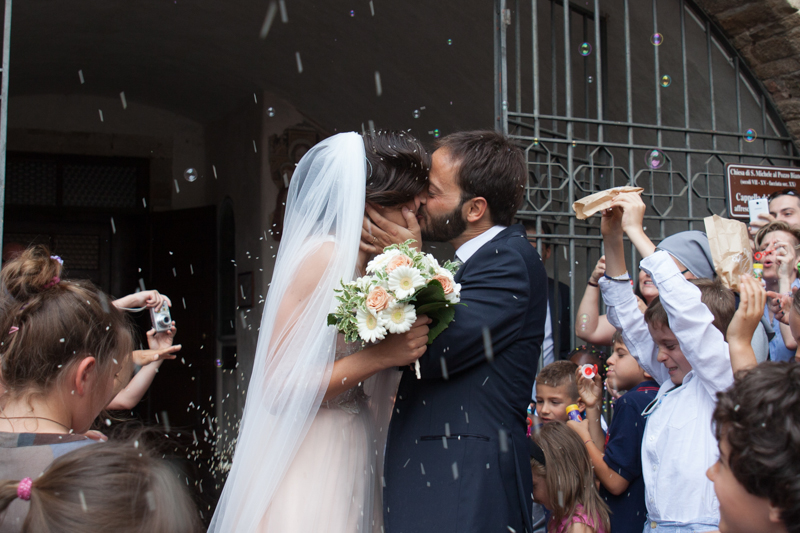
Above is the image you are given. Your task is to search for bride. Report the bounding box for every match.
[209,131,433,532]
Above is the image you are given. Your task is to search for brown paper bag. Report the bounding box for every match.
[703,215,753,291]
[572,186,645,220]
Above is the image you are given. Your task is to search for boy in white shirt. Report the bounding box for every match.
[597,192,742,532]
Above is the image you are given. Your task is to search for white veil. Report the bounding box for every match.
[209,132,366,532]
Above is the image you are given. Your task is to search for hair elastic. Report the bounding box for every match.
[529,440,546,466]
[8,326,18,335]
[50,255,63,265]
[43,277,61,290]
[365,158,374,179]
[17,478,32,501]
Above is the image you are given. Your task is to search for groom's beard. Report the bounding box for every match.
[420,202,468,243]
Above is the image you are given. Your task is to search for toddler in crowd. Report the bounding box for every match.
[707,362,800,533]
[0,438,202,533]
[530,421,610,533]
[0,246,135,532]
[599,192,740,531]
[568,330,658,533]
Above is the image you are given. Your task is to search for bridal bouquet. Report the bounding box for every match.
[327,240,461,378]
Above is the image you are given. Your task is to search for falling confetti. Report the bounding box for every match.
[482,326,494,362]
[260,2,278,39]
[278,0,288,22]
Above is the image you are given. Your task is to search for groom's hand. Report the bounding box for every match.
[360,203,422,254]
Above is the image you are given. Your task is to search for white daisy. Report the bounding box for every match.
[387,265,425,300]
[366,249,401,273]
[385,303,417,334]
[356,308,387,343]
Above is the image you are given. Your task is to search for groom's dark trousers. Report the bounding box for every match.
[384,224,547,533]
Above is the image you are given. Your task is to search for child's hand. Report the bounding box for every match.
[566,417,591,442]
[729,275,766,346]
[132,345,181,366]
[610,192,647,237]
[147,324,177,350]
[590,256,606,284]
[575,367,603,409]
[773,241,796,280]
[766,287,796,326]
[600,205,623,238]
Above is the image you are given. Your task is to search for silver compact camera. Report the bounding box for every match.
[150,303,173,332]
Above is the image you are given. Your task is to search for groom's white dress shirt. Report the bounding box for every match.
[455,225,506,263]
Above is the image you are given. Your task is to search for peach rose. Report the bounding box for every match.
[385,254,414,274]
[432,274,454,294]
[366,286,391,313]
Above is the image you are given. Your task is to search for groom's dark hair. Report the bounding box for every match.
[436,130,526,226]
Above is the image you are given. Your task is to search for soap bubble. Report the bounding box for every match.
[448,39,452,45]
[267,107,275,117]
[350,10,355,16]
[413,109,420,119]
[433,129,440,138]
[645,149,666,170]
[651,33,663,46]
[744,128,757,142]
[580,42,592,56]
[660,75,671,87]
[184,168,199,182]
[588,76,593,83]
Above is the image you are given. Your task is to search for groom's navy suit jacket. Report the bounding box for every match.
[384,225,547,533]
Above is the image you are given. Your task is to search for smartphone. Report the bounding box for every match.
[748,198,769,225]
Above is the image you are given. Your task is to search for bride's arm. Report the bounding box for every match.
[267,241,430,402]
[322,316,430,402]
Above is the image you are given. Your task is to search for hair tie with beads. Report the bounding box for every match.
[17,477,32,501]
[50,255,63,265]
[43,277,61,290]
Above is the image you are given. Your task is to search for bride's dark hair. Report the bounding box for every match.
[363,131,430,206]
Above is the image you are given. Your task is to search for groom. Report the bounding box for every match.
[378,130,547,532]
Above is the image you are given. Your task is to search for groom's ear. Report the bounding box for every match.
[464,197,489,224]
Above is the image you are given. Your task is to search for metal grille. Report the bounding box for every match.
[52,234,100,271]
[4,233,50,248]
[5,159,57,206]
[63,163,137,208]
[496,0,798,350]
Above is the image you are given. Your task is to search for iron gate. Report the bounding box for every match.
[495,0,800,352]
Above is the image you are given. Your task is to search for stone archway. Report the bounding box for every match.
[696,0,800,145]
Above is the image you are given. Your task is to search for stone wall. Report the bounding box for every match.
[696,0,800,145]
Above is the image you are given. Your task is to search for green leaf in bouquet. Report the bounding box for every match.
[327,314,338,326]
[424,305,456,344]
[413,279,446,305]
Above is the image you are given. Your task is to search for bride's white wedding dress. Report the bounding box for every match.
[209,133,398,533]
[260,338,400,532]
